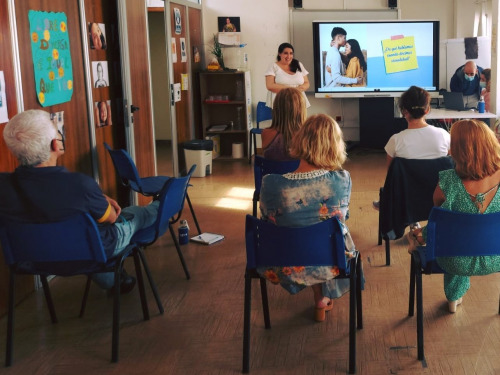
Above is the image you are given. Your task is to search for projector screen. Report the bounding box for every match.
[313,20,440,98]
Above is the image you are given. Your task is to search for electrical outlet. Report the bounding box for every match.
[335,115,342,122]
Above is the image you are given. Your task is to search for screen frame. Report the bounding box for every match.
[312,20,440,98]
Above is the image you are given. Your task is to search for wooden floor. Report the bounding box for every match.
[0,147,499,375]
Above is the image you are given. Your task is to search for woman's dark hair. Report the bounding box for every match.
[398,85,431,119]
[276,42,302,73]
[346,39,366,71]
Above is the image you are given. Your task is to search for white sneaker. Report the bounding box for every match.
[448,297,463,313]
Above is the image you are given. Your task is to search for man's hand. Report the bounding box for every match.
[356,76,363,85]
[104,194,121,217]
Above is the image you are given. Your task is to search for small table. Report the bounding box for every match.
[426,108,496,120]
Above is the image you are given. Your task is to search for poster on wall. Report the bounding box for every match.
[88,22,107,50]
[50,111,65,141]
[0,71,8,123]
[174,8,181,35]
[171,38,178,63]
[92,61,109,88]
[95,100,112,127]
[180,38,187,62]
[28,10,74,107]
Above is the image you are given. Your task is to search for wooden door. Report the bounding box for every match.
[169,3,191,174]
[84,0,128,206]
[0,0,24,317]
[120,0,156,205]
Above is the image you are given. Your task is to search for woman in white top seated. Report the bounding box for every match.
[265,42,310,109]
[373,85,450,211]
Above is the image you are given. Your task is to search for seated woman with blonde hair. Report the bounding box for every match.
[261,87,305,161]
[259,114,359,322]
[409,119,500,313]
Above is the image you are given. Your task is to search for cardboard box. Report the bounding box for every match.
[206,135,220,159]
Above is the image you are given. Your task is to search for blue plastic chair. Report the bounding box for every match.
[248,101,272,164]
[252,155,299,216]
[408,207,500,361]
[130,165,197,280]
[0,213,163,366]
[104,142,201,234]
[243,215,363,374]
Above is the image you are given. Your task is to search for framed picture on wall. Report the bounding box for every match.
[218,17,240,32]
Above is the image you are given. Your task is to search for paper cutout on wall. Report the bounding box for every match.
[29,10,74,107]
[0,71,9,123]
[381,35,418,74]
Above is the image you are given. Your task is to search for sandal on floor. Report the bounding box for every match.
[314,299,333,322]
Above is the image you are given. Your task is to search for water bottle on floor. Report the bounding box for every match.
[178,220,189,245]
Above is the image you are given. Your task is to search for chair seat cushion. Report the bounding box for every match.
[131,176,170,195]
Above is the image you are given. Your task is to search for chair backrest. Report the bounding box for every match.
[245,215,348,272]
[254,155,300,197]
[256,101,272,128]
[380,156,454,238]
[153,165,196,239]
[424,207,500,261]
[0,213,107,276]
[104,142,144,192]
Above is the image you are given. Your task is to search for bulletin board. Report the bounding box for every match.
[289,9,399,92]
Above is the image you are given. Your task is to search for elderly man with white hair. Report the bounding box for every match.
[0,109,160,294]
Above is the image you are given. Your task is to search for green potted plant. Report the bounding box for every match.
[208,34,225,70]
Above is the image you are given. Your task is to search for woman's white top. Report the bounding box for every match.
[384,125,450,159]
[265,62,311,108]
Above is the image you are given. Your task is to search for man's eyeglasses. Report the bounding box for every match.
[56,130,65,151]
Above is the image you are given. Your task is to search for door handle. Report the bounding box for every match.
[131,105,140,113]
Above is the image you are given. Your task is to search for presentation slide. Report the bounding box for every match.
[314,21,438,93]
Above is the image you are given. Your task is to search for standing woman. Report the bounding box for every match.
[344,39,367,87]
[262,87,305,161]
[265,43,310,109]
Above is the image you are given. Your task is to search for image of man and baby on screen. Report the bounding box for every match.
[317,21,436,93]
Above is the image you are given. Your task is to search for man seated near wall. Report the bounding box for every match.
[450,60,483,109]
[0,109,160,294]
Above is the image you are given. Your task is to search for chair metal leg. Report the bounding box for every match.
[252,191,259,218]
[416,265,424,361]
[385,238,391,266]
[133,251,150,321]
[356,257,363,330]
[248,134,253,164]
[111,267,121,363]
[408,254,416,317]
[242,272,252,373]
[79,276,92,318]
[259,278,271,329]
[253,133,258,163]
[348,259,357,374]
[137,248,164,314]
[378,187,383,246]
[185,192,202,235]
[6,271,15,367]
[169,225,191,280]
[40,276,57,324]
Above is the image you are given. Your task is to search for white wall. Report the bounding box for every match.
[201,0,495,141]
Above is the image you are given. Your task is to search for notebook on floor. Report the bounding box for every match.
[190,232,224,245]
[442,91,475,111]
